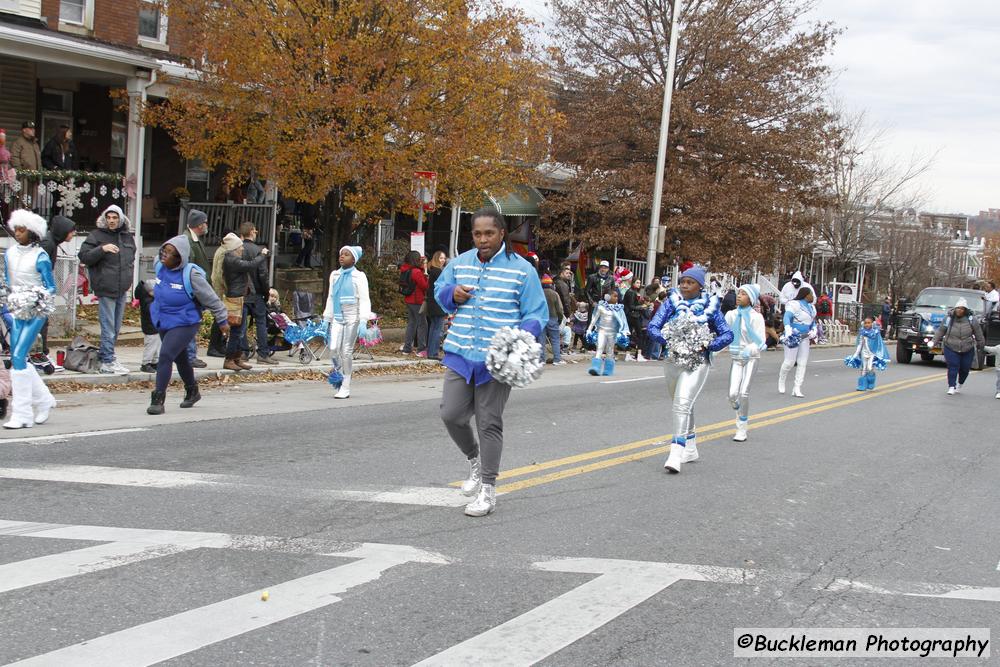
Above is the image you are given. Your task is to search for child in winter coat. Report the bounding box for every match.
[134,279,160,374]
[570,301,591,352]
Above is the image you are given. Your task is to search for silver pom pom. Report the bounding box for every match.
[5,285,56,320]
[485,326,544,388]
[660,313,715,371]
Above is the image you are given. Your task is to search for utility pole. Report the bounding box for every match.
[645,0,683,282]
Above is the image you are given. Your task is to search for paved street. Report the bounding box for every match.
[1,346,998,665]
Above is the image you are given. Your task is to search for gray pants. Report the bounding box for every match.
[142,334,161,365]
[440,369,512,486]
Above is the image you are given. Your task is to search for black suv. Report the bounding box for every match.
[895,287,1000,369]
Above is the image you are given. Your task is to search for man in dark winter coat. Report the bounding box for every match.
[221,234,269,371]
[239,221,276,365]
[78,205,136,374]
[183,209,211,367]
[585,261,615,306]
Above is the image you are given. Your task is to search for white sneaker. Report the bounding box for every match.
[955,384,962,394]
[464,484,496,516]
[625,354,636,362]
[99,363,127,375]
[636,353,648,363]
[995,392,1000,400]
[553,360,567,366]
[947,387,956,395]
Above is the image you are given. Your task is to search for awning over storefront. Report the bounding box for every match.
[483,185,545,217]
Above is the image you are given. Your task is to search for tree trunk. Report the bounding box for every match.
[320,186,356,299]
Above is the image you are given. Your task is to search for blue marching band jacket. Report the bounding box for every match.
[647,289,734,354]
[435,243,548,385]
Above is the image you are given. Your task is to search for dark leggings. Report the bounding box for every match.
[156,325,200,392]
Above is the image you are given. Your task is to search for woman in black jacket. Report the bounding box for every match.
[425,249,448,359]
[40,126,77,171]
[623,278,647,361]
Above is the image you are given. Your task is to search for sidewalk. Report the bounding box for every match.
[41,342,439,386]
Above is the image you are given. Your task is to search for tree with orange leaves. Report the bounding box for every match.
[147,0,556,272]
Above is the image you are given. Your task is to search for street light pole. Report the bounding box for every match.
[645,0,683,283]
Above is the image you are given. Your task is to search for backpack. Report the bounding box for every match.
[398,267,416,296]
[155,261,206,312]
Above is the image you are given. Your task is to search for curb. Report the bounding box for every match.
[41,358,442,386]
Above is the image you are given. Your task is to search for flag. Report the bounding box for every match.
[574,246,588,290]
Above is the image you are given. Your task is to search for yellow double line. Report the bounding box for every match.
[451,372,942,494]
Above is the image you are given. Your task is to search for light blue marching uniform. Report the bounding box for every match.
[779,295,817,396]
[845,324,890,391]
[586,300,629,376]
[3,210,58,429]
[435,243,548,385]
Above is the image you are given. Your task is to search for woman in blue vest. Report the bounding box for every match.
[434,209,548,517]
[3,210,58,429]
[148,235,229,415]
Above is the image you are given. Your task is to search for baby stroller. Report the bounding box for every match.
[277,290,329,365]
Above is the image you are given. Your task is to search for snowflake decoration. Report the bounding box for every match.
[47,180,58,191]
[37,183,45,195]
[99,184,108,196]
[90,196,99,208]
[55,179,86,217]
[11,180,21,193]
[24,194,31,206]
[112,188,120,199]
[82,182,91,193]
[3,195,9,204]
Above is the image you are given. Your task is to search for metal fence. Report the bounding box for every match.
[0,252,79,339]
[179,202,278,246]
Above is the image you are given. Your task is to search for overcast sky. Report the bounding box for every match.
[519,0,999,215]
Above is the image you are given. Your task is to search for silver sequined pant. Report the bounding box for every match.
[329,305,360,376]
[595,330,616,359]
[728,355,758,420]
[663,360,711,444]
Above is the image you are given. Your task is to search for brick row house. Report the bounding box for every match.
[0,0,224,250]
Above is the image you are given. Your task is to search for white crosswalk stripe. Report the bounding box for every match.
[2,518,997,666]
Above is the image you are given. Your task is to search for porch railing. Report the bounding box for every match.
[1,170,129,226]
[179,201,278,247]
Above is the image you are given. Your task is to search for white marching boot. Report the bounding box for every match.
[664,443,685,473]
[792,365,806,397]
[334,375,351,399]
[3,369,35,430]
[30,366,56,424]
[733,419,748,442]
[681,436,699,463]
[464,483,496,516]
[460,457,482,496]
[778,364,790,394]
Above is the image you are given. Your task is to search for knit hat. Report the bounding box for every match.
[541,274,554,287]
[954,297,970,310]
[679,265,707,287]
[187,209,208,228]
[738,284,760,307]
[7,209,47,238]
[340,245,362,263]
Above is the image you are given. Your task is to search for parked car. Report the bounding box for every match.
[894,287,999,369]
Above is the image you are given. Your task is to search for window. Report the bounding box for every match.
[138,2,167,43]
[59,0,85,24]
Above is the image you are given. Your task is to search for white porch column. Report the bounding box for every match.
[125,72,151,287]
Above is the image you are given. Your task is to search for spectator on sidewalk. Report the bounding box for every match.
[983,281,998,316]
[147,235,229,415]
[425,249,449,360]
[78,205,136,375]
[585,260,615,306]
[216,232,268,372]
[134,279,160,373]
[623,277,647,361]
[240,221,276,365]
[184,210,211,368]
[540,275,565,365]
[400,250,429,355]
[555,265,576,353]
